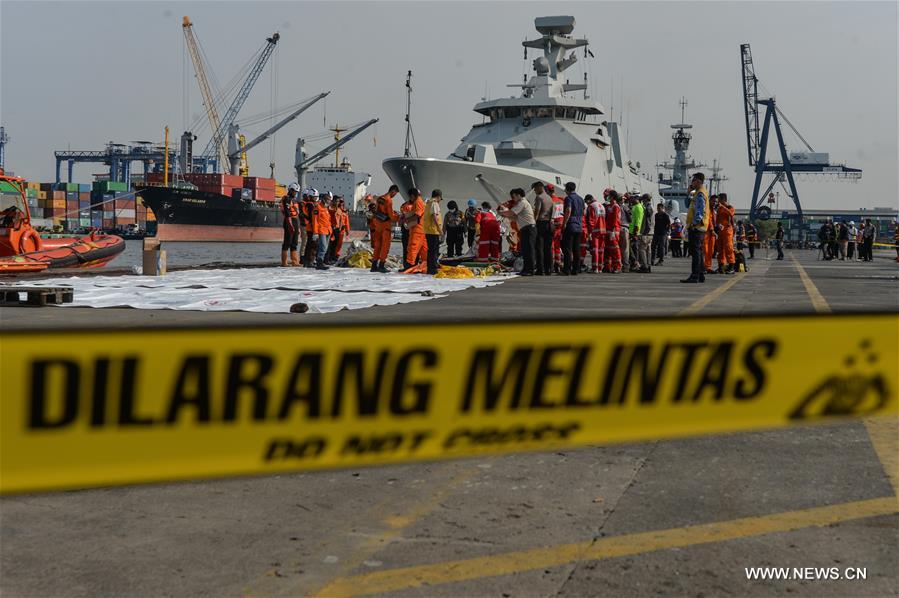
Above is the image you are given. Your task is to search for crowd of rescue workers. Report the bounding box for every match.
[279,172,802,282]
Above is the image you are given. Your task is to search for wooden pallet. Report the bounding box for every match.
[0,286,74,307]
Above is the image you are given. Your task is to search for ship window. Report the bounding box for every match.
[555,107,565,118]
[536,107,551,118]
[523,108,536,119]
[505,107,521,118]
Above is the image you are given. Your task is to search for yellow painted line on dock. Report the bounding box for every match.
[678,272,746,315]
[311,465,483,598]
[791,254,831,313]
[319,496,898,596]
[865,416,899,496]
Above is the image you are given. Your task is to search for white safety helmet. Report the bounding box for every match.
[288,182,300,193]
[307,188,319,198]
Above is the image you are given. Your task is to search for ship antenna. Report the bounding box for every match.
[403,70,418,158]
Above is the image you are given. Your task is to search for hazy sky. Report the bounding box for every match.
[2,1,896,210]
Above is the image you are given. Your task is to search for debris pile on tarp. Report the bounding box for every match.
[14,266,509,314]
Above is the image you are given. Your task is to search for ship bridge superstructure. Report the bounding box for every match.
[383,16,657,204]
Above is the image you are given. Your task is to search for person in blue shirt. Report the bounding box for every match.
[560,181,585,275]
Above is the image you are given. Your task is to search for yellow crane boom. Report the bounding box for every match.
[182,16,227,167]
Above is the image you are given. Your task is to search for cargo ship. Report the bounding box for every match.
[137,173,282,242]
[137,163,372,242]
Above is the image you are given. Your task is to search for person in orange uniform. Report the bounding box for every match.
[370,185,399,273]
[311,193,333,270]
[715,192,736,274]
[401,187,427,270]
[704,194,719,274]
[301,188,318,268]
[327,196,350,264]
[280,183,301,267]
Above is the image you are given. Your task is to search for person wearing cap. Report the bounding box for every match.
[499,187,536,276]
[371,185,399,273]
[560,181,585,275]
[847,220,858,260]
[311,192,333,270]
[584,194,606,273]
[443,200,465,258]
[531,181,554,275]
[302,188,319,267]
[464,199,479,250]
[682,172,709,283]
[423,189,443,275]
[402,188,427,270]
[603,189,622,273]
[547,183,565,272]
[280,183,302,267]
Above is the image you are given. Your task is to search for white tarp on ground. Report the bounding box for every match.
[14,268,508,313]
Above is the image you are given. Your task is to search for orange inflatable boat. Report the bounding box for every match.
[0,170,125,272]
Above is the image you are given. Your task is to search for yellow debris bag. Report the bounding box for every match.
[434,264,475,279]
[347,250,373,269]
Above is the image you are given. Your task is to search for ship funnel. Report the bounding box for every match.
[535,16,575,35]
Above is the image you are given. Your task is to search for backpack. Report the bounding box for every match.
[464,207,478,229]
[445,209,463,229]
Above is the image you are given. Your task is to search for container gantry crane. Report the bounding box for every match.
[741,43,861,230]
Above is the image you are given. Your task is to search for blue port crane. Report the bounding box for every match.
[741,43,861,229]
[54,142,177,185]
[195,26,280,166]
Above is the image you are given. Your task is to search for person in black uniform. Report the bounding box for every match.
[280,183,301,266]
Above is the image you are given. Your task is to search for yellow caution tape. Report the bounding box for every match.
[1,312,897,494]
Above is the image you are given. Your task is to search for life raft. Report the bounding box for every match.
[0,233,125,271]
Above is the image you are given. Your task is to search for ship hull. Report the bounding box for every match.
[137,186,282,242]
[382,157,573,205]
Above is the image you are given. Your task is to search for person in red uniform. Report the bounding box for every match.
[370,186,399,273]
[477,202,502,260]
[327,196,349,263]
[715,192,736,273]
[547,183,564,272]
[603,189,622,273]
[585,194,606,273]
[401,188,427,270]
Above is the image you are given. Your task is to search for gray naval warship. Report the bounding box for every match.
[382,16,658,203]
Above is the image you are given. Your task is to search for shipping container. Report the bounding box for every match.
[66,191,78,200]
[117,209,136,218]
[197,185,236,196]
[102,219,114,229]
[244,176,276,190]
[51,199,66,209]
[52,182,79,192]
[114,199,136,209]
[79,201,91,209]
[78,192,90,201]
[78,183,90,193]
[50,190,64,200]
[38,190,47,200]
[66,200,79,212]
[103,211,115,219]
[275,184,287,198]
[79,217,92,227]
[25,188,38,198]
[92,180,128,193]
[116,217,136,225]
[252,188,276,201]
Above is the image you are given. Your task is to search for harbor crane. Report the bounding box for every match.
[225,92,330,175]
[741,43,861,228]
[54,142,176,184]
[182,17,223,171]
[182,17,279,171]
[295,119,378,190]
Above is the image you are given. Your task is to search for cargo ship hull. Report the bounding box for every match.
[138,186,282,242]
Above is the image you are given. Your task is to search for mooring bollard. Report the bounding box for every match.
[142,238,167,276]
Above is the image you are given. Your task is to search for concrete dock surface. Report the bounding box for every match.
[1,249,897,597]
